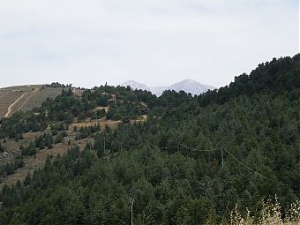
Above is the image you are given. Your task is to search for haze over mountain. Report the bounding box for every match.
[121,79,215,96]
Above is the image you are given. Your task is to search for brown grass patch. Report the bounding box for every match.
[0,85,43,118]
[0,91,23,118]
[129,115,148,124]
[93,106,109,113]
[70,119,121,130]
[0,118,122,187]
[0,136,92,188]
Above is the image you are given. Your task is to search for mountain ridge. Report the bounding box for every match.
[121,79,215,96]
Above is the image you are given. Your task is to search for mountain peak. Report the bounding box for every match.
[120,80,150,91]
[167,79,215,96]
[120,79,215,96]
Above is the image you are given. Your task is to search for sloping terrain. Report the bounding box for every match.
[0,85,61,118]
[0,88,26,119]
[0,119,121,188]
[0,84,82,119]
[0,87,147,189]
[19,86,72,112]
[0,54,300,224]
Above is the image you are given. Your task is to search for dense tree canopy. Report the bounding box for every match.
[0,54,300,224]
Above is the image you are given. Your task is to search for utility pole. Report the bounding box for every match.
[130,198,134,225]
[104,136,106,153]
[221,146,224,168]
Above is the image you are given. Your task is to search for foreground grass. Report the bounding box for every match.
[228,196,300,225]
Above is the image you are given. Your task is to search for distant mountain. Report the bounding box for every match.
[121,79,215,96]
[153,79,215,96]
[120,80,151,92]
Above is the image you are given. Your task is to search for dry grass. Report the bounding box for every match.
[0,85,43,118]
[5,92,29,117]
[0,116,122,188]
[70,119,121,130]
[0,85,131,188]
[20,87,64,111]
[228,195,300,225]
[129,114,148,124]
[0,135,92,188]
[0,100,143,188]
[0,90,23,118]
[0,85,66,118]
[93,106,109,113]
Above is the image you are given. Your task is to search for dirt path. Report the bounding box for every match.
[4,88,39,118]
[16,88,39,112]
[5,93,26,118]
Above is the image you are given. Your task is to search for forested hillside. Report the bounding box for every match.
[0,54,300,224]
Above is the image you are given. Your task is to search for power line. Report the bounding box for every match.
[222,147,274,182]
[174,141,274,181]
[94,129,275,182]
[178,142,216,152]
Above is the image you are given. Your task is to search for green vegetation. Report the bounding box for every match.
[0,54,299,224]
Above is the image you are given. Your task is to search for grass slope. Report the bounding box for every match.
[0,85,78,118]
[0,85,42,118]
[0,116,142,189]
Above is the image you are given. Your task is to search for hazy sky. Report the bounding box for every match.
[0,0,299,88]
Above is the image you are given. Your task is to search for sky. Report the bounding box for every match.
[0,0,299,89]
